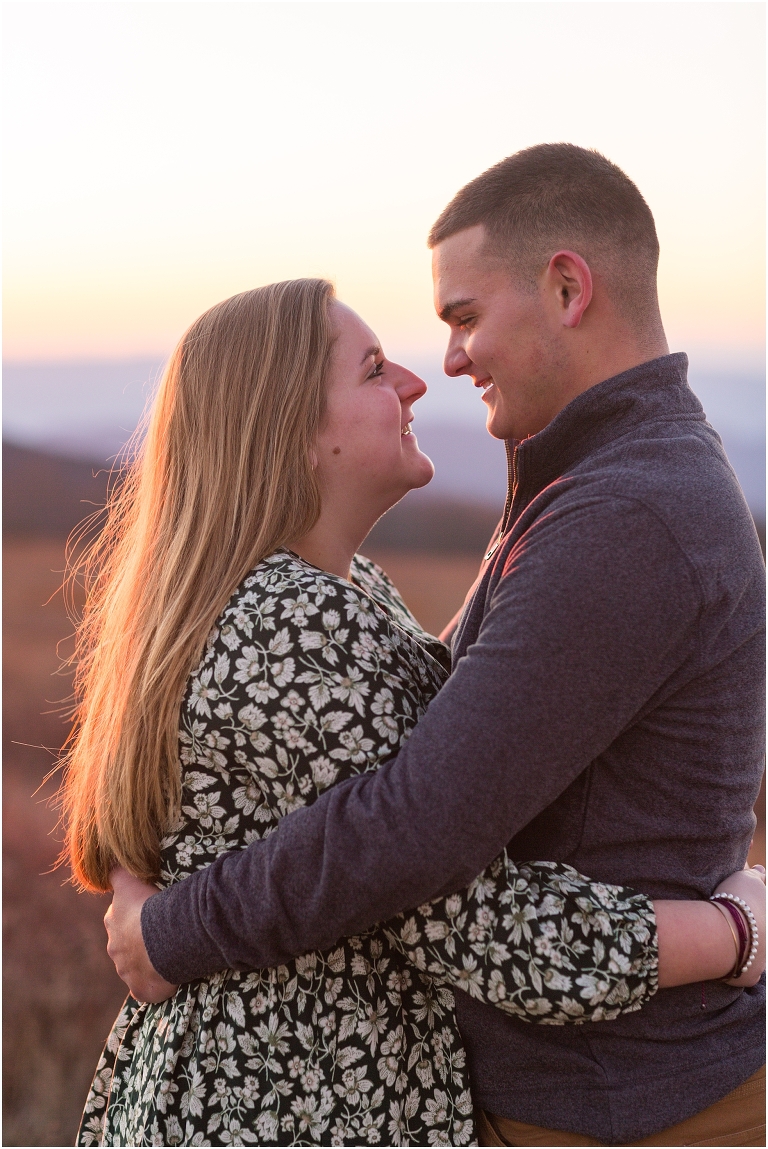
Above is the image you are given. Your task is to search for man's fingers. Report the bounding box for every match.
[126,974,179,1005]
[101,870,174,1002]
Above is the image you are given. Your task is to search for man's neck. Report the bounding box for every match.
[548,326,670,428]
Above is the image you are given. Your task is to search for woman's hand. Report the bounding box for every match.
[105,867,178,1003]
[714,864,766,988]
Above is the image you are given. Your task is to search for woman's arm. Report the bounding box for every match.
[385,860,766,1022]
[383,852,658,1023]
[655,864,766,989]
[103,861,766,1005]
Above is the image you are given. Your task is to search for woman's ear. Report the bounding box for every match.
[309,448,319,469]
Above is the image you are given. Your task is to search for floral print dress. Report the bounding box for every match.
[78,551,658,1148]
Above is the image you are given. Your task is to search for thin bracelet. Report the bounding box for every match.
[710,894,759,977]
[711,894,756,975]
[710,899,741,977]
[717,895,758,974]
[716,898,749,974]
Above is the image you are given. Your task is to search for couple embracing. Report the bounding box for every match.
[66,145,765,1147]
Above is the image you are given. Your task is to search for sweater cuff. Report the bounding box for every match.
[141,873,226,985]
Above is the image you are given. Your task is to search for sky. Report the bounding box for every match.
[3,1,766,372]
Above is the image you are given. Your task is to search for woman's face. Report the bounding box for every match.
[315,301,434,512]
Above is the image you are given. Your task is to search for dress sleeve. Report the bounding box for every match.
[381,852,658,1024]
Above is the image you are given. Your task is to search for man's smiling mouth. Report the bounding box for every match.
[474,378,493,391]
[401,423,413,436]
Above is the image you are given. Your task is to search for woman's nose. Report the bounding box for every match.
[393,365,427,404]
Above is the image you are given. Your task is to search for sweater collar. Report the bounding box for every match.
[487,353,700,557]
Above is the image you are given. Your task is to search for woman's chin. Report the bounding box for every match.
[375,450,434,514]
[408,450,435,490]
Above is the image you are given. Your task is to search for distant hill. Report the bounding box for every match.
[5,356,764,513]
[2,441,503,555]
[364,486,501,555]
[3,441,112,538]
[5,440,763,556]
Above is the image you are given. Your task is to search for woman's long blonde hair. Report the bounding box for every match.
[61,278,336,891]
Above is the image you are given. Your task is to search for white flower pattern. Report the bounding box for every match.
[78,551,658,1147]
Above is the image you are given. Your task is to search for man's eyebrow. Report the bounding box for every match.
[438,298,477,322]
[360,345,381,366]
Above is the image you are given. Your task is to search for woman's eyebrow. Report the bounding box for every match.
[360,345,381,365]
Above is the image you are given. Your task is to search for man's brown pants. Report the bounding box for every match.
[476,1065,765,1147]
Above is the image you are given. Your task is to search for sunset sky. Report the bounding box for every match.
[4,1,765,372]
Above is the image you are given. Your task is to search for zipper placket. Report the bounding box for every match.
[485,440,518,561]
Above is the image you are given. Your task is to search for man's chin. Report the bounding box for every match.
[485,410,514,441]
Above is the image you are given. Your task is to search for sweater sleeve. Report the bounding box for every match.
[142,497,698,983]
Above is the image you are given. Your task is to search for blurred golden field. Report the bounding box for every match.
[3,539,124,1146]
[3,535,764,1147]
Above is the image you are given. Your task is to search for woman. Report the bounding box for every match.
[64,280,763,1147]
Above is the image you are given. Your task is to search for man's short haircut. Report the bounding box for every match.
[429,143,661,323]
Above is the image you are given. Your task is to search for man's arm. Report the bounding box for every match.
[143,497,699,983]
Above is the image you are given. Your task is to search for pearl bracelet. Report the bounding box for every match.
[710,893,759,977]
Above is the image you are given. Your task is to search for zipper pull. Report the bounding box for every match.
[484,537,502,562]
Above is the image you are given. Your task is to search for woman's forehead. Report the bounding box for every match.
[331,300,379,359]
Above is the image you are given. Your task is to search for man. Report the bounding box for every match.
[109,145,765,1144]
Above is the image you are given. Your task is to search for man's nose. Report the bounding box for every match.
[444,338,472,378]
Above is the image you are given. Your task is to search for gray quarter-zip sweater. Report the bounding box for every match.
[143,354,765,1144]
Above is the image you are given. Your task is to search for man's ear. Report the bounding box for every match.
[547,250,593,329]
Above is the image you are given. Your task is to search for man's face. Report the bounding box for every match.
[432,225,565,441]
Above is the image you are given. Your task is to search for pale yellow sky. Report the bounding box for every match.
[4,2,765,368]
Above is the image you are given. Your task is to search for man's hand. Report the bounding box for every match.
[105,867,178,1003]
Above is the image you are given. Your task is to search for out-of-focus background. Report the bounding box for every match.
[3,3,765,1145]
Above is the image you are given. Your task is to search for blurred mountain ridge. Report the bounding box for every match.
[3,357,765,513]
[2,441,504,555]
